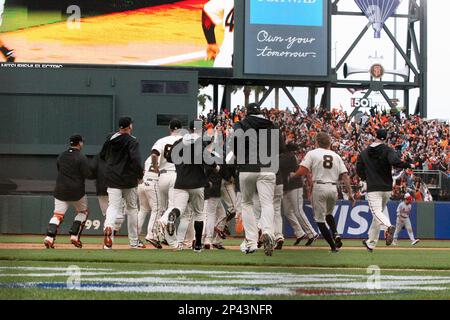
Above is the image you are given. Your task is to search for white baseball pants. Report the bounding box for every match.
[283,188,316,239]
[366,191,392,248]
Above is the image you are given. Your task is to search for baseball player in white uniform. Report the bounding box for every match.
[292,132,355,252]
[0,0,15,62]
[393,194,420,246]
[144,119,183,248]
[202,0,234,67]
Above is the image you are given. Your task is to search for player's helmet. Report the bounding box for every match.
[404,193,414,202]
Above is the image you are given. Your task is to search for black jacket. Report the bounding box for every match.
[90,154,107,196]
[233,115,283,173]
[356,143,411,192]
[100,132,144,189]
[204,164,222,199]
[282,151,303,191]
[54,148,91,201]
[170,135,208,190]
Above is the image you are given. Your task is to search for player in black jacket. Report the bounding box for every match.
[100,117,144,249]
[165,121,209,252]
[357,129,411,251]
[44,135,92,249]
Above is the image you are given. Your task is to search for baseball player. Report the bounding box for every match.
[0,0,15,62]
[281,143,319,246]
[101,117,145,249]
[392,194,420,246]
[44,135,91,249]
[165,121,208,252]
[202,0,234,67]
[292,132,355,253]
[146,119,184,248]
[231,103,282,256]
[357,129,411,252]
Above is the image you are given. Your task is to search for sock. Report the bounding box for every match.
[194,221,204,248]
[0,46,9,56]
[317,222,336,250]
[325,215,338,236]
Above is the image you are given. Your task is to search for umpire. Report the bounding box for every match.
[357,129,411,252]
[100,116,144,249]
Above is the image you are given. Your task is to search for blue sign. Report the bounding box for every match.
[283,201,417,239]
[434,203,450,240]
[250,0,324,27]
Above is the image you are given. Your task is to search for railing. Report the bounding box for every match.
[413,170,449,191]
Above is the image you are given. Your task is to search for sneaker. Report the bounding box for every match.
[212,243,225,250]
[412,239,420,246]
[130,240,146,249]
[103,227,113,249]
[293,235,305,246]
[167,209,179,236]
[70,235,83,249]
[362,240,374,253]
[305,234,319,247]
[274,238,284,250]
[334,234,343,249]
[5,50,15,62]
[385,226,396,246]
[204,244,211,250]
[44,236,55,249]
[193,245,202,253]
[262,233,274,257]
[145,237,162,249]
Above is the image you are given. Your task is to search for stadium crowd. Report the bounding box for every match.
[200,105,450,201]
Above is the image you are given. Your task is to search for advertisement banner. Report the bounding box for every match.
[244,0,328,76]
[284,201,417,239]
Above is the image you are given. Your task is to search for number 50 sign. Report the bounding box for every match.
[351,98,372,108]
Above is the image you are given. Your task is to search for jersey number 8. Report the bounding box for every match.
[323,155,333,169]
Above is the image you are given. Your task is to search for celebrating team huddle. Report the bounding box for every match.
[43,103,417,256]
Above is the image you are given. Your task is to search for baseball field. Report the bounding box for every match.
[1,235,450,300]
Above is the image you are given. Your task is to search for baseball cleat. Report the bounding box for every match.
[362,240,374,252]
[103,227,113,249]
[103,245,112,250]
[44,236,55,249]
[412,239,420,246]
[130,240,146,249]
[262,233,274,257]
[334,234,343,249]
[305,234,319,246]
[5,50,15,62]
[161,239,169,246]
[166,209,179,237]
[385,226,396,246]
[145,238,162,249]
[293,235,305,246]
[274,238,284,250]
[70,235,83,249]
[204,244,211,250]
[245,248,257,254]
[193,245,202,253]
[330,248,340,254]
[212,243,225,250]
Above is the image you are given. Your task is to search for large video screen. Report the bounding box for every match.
[244,0,328,76]
[0,0,234,68]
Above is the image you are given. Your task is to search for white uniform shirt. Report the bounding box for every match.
[203,0,234,68]
[397,202,412,220]
[144,134,182,172]
[300,148,348,183]
[0,0,5,25]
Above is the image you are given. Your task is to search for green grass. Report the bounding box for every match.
[173,59,215,67]
[1,235,450,300]
[1,7,64,33]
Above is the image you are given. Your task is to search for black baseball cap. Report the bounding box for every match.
[286,142,299,152]
[169,119,182,130]
[376,129,388,141]
[119,116,133,129]
[246,103,261,115]
[69,134,83,146]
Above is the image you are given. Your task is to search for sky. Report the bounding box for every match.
[200,0,450,121]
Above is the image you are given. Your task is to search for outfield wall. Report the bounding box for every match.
[1,195,449,240]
